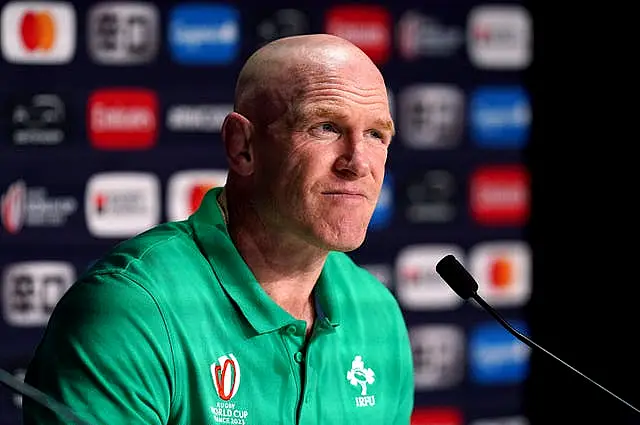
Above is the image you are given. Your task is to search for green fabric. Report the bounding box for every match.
[23,187,414,425]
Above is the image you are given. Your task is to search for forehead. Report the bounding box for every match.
[297,83,391,117]
[269,58,392,128]
[295,76,390,113]
[293,57,387,97]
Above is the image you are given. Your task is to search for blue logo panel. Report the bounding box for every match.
[168,4,240,64]
[470,86,531,148]
[469,320,530,384]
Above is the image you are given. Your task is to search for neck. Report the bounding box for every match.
[221,188,327,325]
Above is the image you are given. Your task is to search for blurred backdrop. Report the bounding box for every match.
[0,0,541,424]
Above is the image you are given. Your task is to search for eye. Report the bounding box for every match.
[369,129,390,145]
[319,122,339,133]
[309,122,341,138]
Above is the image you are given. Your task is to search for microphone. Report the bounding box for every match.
[435,254,640,415]
[0,367,93,424]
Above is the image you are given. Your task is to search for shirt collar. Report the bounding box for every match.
[189,187,340,335]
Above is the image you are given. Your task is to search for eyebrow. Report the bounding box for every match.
[300,105,396,136]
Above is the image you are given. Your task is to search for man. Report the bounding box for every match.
[23,34,414,425]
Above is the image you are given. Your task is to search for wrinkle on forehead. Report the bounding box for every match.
[233,34,385,128]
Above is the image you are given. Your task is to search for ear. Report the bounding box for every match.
[221,112,254,176]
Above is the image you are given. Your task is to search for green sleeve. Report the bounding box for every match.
[22,271,176,425]
[393,310,415,425]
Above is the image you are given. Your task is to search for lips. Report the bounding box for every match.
[322,190,368,200]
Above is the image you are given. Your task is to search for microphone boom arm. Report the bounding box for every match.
[0,368,92,425]
[472,294,640,415]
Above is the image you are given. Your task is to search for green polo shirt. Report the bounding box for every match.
[23,187,414,425]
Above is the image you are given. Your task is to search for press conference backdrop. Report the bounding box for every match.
[0,0,533,423]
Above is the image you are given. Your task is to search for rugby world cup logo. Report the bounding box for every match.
[1,180,27,234]
[211,353,241,401]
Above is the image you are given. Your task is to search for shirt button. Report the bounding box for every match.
[294,352,304,363]
[286,325,297,335]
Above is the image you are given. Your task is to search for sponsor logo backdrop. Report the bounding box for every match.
[0,1,533,423]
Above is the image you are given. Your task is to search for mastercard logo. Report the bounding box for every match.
[1,3,75,64]
[19,10,56,51]
[489,256,512,288]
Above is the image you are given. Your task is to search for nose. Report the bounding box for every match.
[333,135,370,179]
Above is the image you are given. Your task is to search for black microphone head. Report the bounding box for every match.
[435,254,479,300]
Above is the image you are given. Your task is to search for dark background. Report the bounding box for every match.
[525,3,640,423]
[1,0,639,424]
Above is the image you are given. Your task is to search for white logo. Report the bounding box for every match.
[346,355,376,408]
[171,20,238,47]
[398,84,464,149]
[90,100,156,133]
[410,324,465,389]
[85,172,160,238]
[88,2,160,64]
[395,244,464,310]
[2,261,75,327]
[397,11,463,59]
[11,94,66,146]
[166,104,232,133]
[467,5,532,69]
[469,241,531,308]
[1,1,76,64]
[210,354,249,424]
[1,180,78,234]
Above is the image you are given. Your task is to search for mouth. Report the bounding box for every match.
[322,191,368,200]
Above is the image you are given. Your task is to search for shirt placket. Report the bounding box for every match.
[280,321,307,424]
[296,318,334,425]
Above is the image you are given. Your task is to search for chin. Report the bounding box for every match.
[305,209,373,252]
[330,240,365,253]
[315,227,368,253]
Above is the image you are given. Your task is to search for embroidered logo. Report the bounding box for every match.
[346,355,376,407]
[211,353,241,401]
[210,353,249,424]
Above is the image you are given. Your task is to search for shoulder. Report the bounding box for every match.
[55,220,217,318]
[87,221,198,272]
[49,220,215,332]
[82,220,209,287]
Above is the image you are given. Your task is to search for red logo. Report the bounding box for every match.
[489,255,513,288]
[411,407,463,425]
[469,164,529,225]
[210,354,240,401]
[189,183,214,214]
[20,10,55,51]
[1,180,27,234]
[88,89,158,149]
[324,5,391,64]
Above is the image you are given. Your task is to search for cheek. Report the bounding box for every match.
[371,148,388,179]
[272,155,315,202]
[286,145,330,183]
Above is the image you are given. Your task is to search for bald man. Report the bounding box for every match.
[23,34,414,425]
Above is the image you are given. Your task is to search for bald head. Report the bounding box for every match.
[221,34,393,253]
[233,34,385,127]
